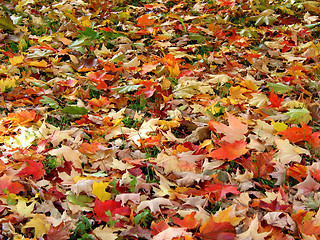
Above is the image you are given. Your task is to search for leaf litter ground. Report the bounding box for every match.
[0,0,320,239]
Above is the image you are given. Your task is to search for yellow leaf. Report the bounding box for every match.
[64,9,81,25]
[0,77,16,92]
[15,197,36,217]
[9,56,24,66]
[211,205,244,226]
[92,181,111,202]
[28,60,47,68]
[229,85,247,104]
[169,62,180,78]
[271,120,288,132]
[81,15,91,27]
[38,36,52,43]
[23,214,50,238]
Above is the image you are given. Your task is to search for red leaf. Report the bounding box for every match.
[208,140,248,161]
[240,153,274,178]
[94,199,131,224]
[204,183,240,201]
[0,174,24,195]
[17,160,45,180]
[259,199,291,212]
[200,217,236,240]
[269,90,284,108]
[135,86,155,98]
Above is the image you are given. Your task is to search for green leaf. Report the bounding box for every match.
[79,27,100,40]
[0,15,15,31]
[105,210,118,227]
[134,210,150,226]
[40,96,59,109]
[69,37,92,53]
[61,106,88,115]
[267,82,293,94]
[113,84,142,94]
[255,16,278,26]
[285,108,312,124]
[66,192,94,207]
[189,33,205,43]
[239,28,259,38]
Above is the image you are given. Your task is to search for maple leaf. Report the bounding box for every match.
[94,199,131,223]
[274,139,310,164]
[279,122,320,148]
[294,173,320,197]
[237,215,271,240]
[200,216,236,240]
[46,221,75,240]
[241,152,274,178]
[92,225,118,240]
[208,140,248,161]
[7,110,38,125]
[0,174,25,195]
[92,181,111,202]
[153,227,192,240]
[211,205,244,226]
[23,214,51,238]
[259,199,291,212]
[208,112,248,143]
[138,14,156,28]
[204,183,240,201]
[17,160,45,180]
[137,198,173,214]
[269,89,284,108]
[172,212,199,229]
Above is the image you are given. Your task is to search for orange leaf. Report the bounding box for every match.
[78,142,101,154]
[7,110,38,125]
[208,140,248,160]
[279,122,320,148]
[200,216,236,240]
[287,164,307,182]
[138,14,155,28]
[172,212,198,229]
[87,96,110,108]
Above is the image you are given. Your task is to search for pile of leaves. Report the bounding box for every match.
[0,0,320,239]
